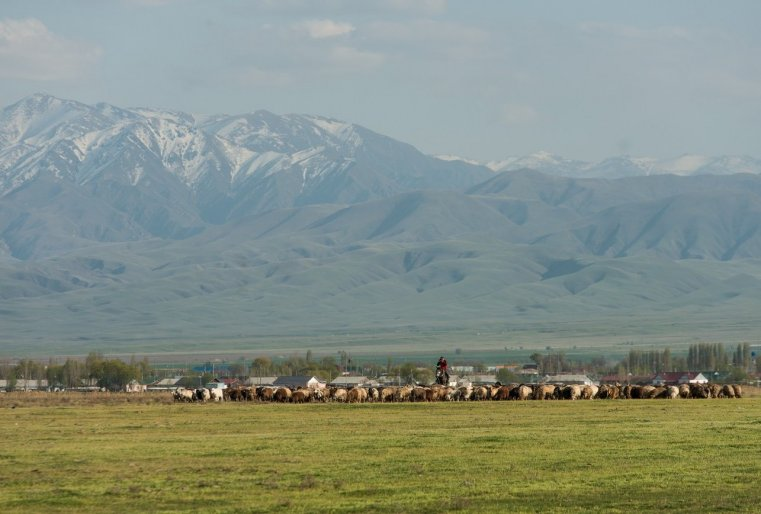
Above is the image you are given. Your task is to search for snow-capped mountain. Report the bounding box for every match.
[486,151,588,177]
[0,93,489,216]
[0,93,491,258]
[7,95,761,352]
[473,151,761,178]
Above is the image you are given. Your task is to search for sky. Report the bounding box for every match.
[1,0,760,162]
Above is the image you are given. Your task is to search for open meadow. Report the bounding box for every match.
[1,393,760,513]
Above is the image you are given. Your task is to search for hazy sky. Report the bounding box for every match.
[1,0,759,161]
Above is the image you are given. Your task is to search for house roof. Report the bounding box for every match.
[152,377,183,387]
[272,376,326,387]
[330,376,368,386]
[654,372,707,383]
[599,374,654,384]
[541,374,594,384]
[245,376,279,386]
[0,379,48,388]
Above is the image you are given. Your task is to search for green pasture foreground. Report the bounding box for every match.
[1,399,760,513]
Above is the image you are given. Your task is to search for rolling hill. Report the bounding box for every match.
[2,94,761,356]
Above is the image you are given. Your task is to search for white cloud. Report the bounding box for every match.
[296,19,355,39]
[0,18,102,81]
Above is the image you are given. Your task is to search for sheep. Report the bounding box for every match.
[580,385,598,400]
[533,384,555,401]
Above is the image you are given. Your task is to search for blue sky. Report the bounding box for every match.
[1,0,759,161]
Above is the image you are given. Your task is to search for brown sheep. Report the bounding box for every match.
[663,385,679,399]
[595,384,619,400]
[561,385,581,400]
[533,384,555,401]
[379,387,396,402]
[173,387,195,402]
[273,387,292,403]
[516,384,533,401]
[347,386,368,403]
[412,387,428,402]
[473,386,490,401]
[690,383,710,399]
[291,389,311,403]
[594,384,609,399]
[241,387,256,401]
[494,385,512,401]
[395,385,413,402]
[330,387,348,402]
[430,385,449,401]
[580,385,598,400]
[456,385,472,401]
[257,386,275,401]
[226,387,243,401]
[593,384,606,399]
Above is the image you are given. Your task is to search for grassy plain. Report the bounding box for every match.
[1,394,760,513]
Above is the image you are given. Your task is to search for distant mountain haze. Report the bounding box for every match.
[2,94,761,354]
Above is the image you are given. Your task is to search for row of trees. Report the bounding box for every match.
[0,353,152,391]
[2,342,757,391]
[525,342,759,381]
[244,352,438,385]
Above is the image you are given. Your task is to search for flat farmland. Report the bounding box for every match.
[1,394,760,513]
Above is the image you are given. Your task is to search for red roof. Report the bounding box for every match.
[600,374,654,384]
[654,372,702,383]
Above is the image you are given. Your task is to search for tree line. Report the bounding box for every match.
[525,342,758,382]
[1,343,757,392]
[0,352,151,392]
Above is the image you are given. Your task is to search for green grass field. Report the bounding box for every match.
[1,394,760,513]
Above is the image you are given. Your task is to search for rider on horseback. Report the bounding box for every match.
[436,356,449,385]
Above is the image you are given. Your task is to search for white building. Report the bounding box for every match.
[541,374,596,386]
[272,376,327,389]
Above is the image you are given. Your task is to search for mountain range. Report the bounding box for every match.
[2,94,761,357]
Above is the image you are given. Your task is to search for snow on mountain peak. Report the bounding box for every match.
[435,155,483,166]
[305,115,350,137]
[2,94,761,202]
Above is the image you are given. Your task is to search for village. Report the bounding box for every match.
[0,361,756,396]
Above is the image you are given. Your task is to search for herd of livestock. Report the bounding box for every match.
[172,381,744,403]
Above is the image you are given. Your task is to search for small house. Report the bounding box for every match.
[272,376,327,390]
[125,380,147,393]
[541,374,596,386]
[148,377,184,390]
[245,376,279,386]
[0,379,49,391]
[330,376,378,388]
[468,374,499,385]
[652,372,708,386]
